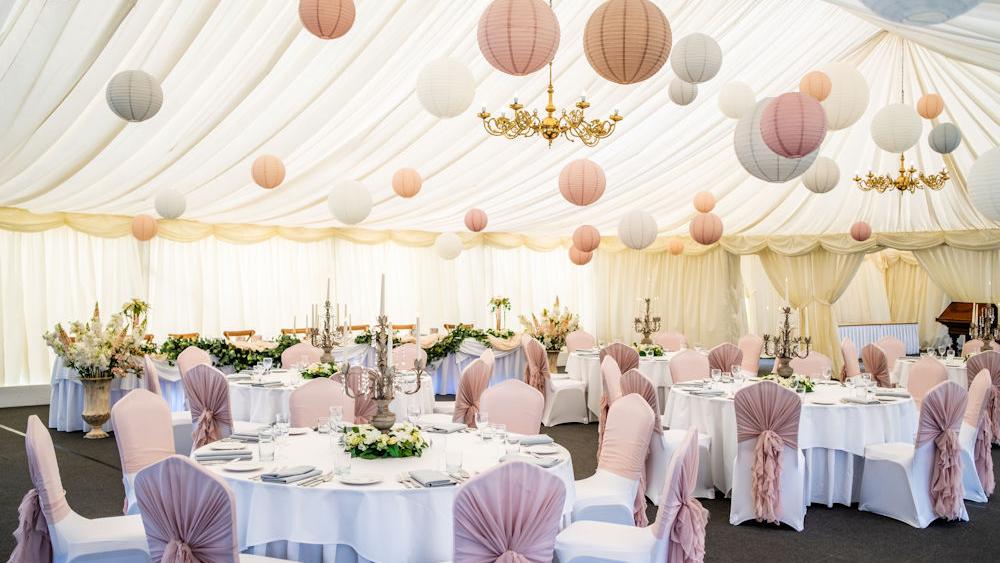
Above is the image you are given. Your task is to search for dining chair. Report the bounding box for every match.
[960,370,993,502]
[877,335,907,370]
[288,377,354,428]
[963,338,984,356]
[183,364,236,451]
[653,331,687,352]
[966,351,1000,444]
[167,332,199,340]
[342,366,375,424]
[555,430,708,563]
[479,379,544,435]
[143,356,193,455]
[523,335,588,426]
[393,342,427,371]
[906,356,948,408]
[111,390,175,516]
[279,342,323,368]
[840,337,861,381]
[600,342,640,373]
[430,350,494,418]
[597,356,623,458]
[860,344,891,387]
[669,349,710,384]
[223,329,256,342]
[175,345,211,380]
[279,327,311,336]
[708,342,743,374]
[452,358,492,427]
[738,334,764,376]
[788,351,833,380]
[859,381,969,528]
[566,329,597,355]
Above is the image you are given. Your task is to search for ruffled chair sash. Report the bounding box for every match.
[8,489,52,563]
[652,430,708,563]
[708,343,742,374]
[521,336,549,396]
[454,359,492,427]
[143,355,162,395]
[599,342,639,373]
[620,369,662,526]
[965,370,994,497]
[915,381,968,520]
[860,344,890,387]
[182,364,233,450]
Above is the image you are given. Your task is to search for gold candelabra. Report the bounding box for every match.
[633,297,661,345]
[762,307,811,378]
[853,153,949,193]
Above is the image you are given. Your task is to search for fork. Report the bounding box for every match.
[300,472,333,487]
[397,473,415,489]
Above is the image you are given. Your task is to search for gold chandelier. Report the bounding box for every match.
[477,63,622,147]
[853,153,949,193]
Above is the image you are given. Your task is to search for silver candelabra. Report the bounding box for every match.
[634,298,661,345]
[970,304,998,349]
[308,298,350,364]
[763,307,811,378]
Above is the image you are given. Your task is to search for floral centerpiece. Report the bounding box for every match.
[634,343,664,357]
[300,362,341,379]
[760,373,815,393]
[158,334,298,372]
[489,296,512,331]
[343,423,429,459]
[520,297,580,373]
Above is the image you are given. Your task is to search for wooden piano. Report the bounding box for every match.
[936,302,998,340]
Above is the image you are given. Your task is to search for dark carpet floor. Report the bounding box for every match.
[2,403,999,562]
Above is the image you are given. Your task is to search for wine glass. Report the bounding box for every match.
[946,348,956,361]
[710,368,722,388]
[407,403,421,425]
[730,364,741,381]
[262,357,274,373]
[329,406,343,431]
[937,345,947,357]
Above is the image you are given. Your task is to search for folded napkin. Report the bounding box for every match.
[228,432,262,443]
[409,470,455,487]
[514,434,554,446]
[226,375,252,381]
[420,422,466,434]
[194,450,252,461]
[672,381,705,387]
[688,389,725,397]
[250,381,284,388]
[260,466,320,484]
[875,389,911,398]
[840,397,880,405]
[500,454,561,468]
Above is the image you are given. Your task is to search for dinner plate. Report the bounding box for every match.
[210,442,250,451]
[526,445,561,455]
[222,461,264,472]
[288,427,311,435]
[809,400,837,406]
[338,473,382,486]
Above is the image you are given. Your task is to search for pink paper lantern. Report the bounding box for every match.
[583,0,672,85]
[667,237,684,256]
[693,191,715,213]
[132,214,158,241]
[251,155,285,189]
[392,168,422,198]
[572,225,601,253]
[569,245,593,265]
[850,221,872,242]
[689,212,723,245]
[760,92,828,159]
[477,0,560,76]
[464,208,488,232]
[299,0,355,40]
[559,159,606,206]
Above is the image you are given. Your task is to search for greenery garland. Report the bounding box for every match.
[158,334,299,372]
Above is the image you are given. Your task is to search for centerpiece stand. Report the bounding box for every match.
[80,377,113,439]
[634,297,661,345]
[763,307,811,378]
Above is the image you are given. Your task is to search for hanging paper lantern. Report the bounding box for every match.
[617,210,657,250]
[131,215,157,241]
[251,155,286,189]
[871,103,922,153]
[569,246,593,266]
[917,93,944,119]
[799,70,832,102]
[819,62,869,131]
[734,98,818,183]
[154,188,186,219]
[850,221,872,242]
[969,147,1000,221]
[928,122,962,155]
[667,237,684,256]
[718,81,755,119]
[860,0,982,24]
[802,157,840,194]
[693,191,715,213]
[689,213,723,245]
[583,0,671,84]
[416,57,476,118]
[464,208,488,232]
[572,225,601,253]
[559,159,606,206]
[477,0,560,76]
[299,0,355,39]
[392,168,422,198]
[327,181,372,225]
[668,78,697,106]
[760,92,827,158]
[106,70,163,122]
[434,233,464,260]
[670,33,722,84]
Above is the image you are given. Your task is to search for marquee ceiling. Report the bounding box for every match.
[1,0,998,238]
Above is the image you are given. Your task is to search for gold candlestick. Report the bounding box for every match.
[633,297,661,345]
[763,307,811,378]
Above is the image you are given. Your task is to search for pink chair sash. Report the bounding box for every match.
[599,342,639,373]
[652,430,708,563]
[860,344,890,387]
[454,359,493,427]
[480,380,544,436]
[143,355,162,395]
[619,370,662,527]
[967,352,1000,441]
[708,343,743,374]
[182,364,233,449]
[280,342,323,368]
[965,369,995,496]
[877,335,906,370]
[789,351,832,379]
[915,381,967,520]
[963,339,984,356]
[135,455,241,562]
[669,350,710,384]
[289,377,354,427]
[840,338,861,381]
[734,381,801,524]
[906,356,948,408]
[653,332,687,352]
[176,345,211,379]
[738,335,763,375]
[24,415,70,524]
[393,343,428,371]
[453,461,566,563]
[345,366,376,424]
[597,356,623,458]
[565,330,596,354]
[521,336,549,396]
[599,394,655,526]
[8,489,52,563]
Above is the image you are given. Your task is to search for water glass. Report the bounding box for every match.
[329,406,344,431]
[407,404,421,425]
[332,448,351,476]
[317,416,330,434]
[445,448,463,473]
[475,412,489,431]
[257,429,276,462]
[710,368,722,386]
[731,365,741,380]
[946,349,956,361]
[262,357,274,372]
[251,364,265,384]
[860,373,872,389]
[274,413,290,444]
[480,423,494,442]
[937,345,947,357]
[821,367,832,381]
[493,423,507,444]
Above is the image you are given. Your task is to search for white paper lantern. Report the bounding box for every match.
[434,232,464,260]
[154,188,186,219]
[801,157,840,194]
[106,70,163,122]
[819,62,869,131]
[860,0,982,24]
[928,122,962,155]
[968,147,1000,221]
[718,81,755,119]
[617,210,658,250]
[416,58,475,118]
[734,98,818,183]
[327,181,372,225]
[670,33,722,84]
[668,78,697,106]
[871,103,922,153]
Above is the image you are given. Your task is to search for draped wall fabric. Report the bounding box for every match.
[913,247,1000,303]
[876,250,950,345]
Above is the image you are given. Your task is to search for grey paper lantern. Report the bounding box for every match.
[327,181,372,225]
[668,78,697,106]
[870,103,922,153]
[969,148,1000,221]
[670,33,722,84]
[802,157,840,194]
[154,188,186,219]
[860,0,982,24]
[617,210,658,250]
[734,98,818,183]
[106,70,163,122]
[928,122,962,154]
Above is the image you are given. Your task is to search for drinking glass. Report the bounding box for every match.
[251,364,264,384]
[329,406,344,431]
[946,349,956,361]
[475,412,489,432]
[480,423,494,442]
[493,423,507,444]
[445,448,463,473]
[332,448,351,476]
[262,357,274,372]
[710,368,722,387]
[731,365,741,381]
[257,429,276,462]
[407,403,421,425]
[317,416,330,434]
[274,413,290,444]
[821,367,832,381]
[937,345,947,357]
[860,373,872,389]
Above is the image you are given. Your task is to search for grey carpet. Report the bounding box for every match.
[2,403,999,561]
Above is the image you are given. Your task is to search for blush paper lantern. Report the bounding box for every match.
[689,213,723,245]
[569,246,593,266]
[131,215,157,241]
[860,0,982,24]
[760,92,827,158]
[327,181,372,225]
[801,156,839,194]
[299,0,355,39]
[478,0,560,76]
[583,0,671,85]
[969,148,1000,221]
[392,168,422,198]
[670,33,722,84]
[799,71,832,102]
[917,93,944,119]
[416,58,476,118]
[693,191,715,213]
[928,122,962,155]
[464,208,488,232]
[850,221,872,242]
[559,159,606,206]
[819,62,869,131]
[251,155,286,189]
[572,225,601,253]
[718,81,755,119]
[668,78,697,106]
[734,98,818,183]
[106,70,163,122]
[154,188,186,219]
[667,236,684,256]
[617,210,657,250]
[871,103,922,153]
[434,233,464,260]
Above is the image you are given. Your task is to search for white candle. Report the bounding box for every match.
[415,316,421,347]
[326,278,331,301]
[387,327,394,367]
[293,316,296,331]
[380,274,386,316]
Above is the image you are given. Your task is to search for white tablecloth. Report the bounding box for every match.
[565,351,676,418]
[198,431,575,562]
[430,339,525,395]
[892,357,968,388]
[663,381,918,506]
[837,323,920,356]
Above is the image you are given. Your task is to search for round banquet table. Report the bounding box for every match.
[565,351,675,418]
[228,371,435,425]
[892,356,968,389]
[198,430,575,562]
[663,381,918,506]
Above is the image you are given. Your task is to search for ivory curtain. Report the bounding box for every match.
[912,247,1000,303]
[875,250,951,345]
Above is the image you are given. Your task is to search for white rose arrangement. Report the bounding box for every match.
[343,422,429,459]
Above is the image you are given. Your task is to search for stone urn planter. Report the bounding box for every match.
[546,349,560,375]
[80,377,113,439]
